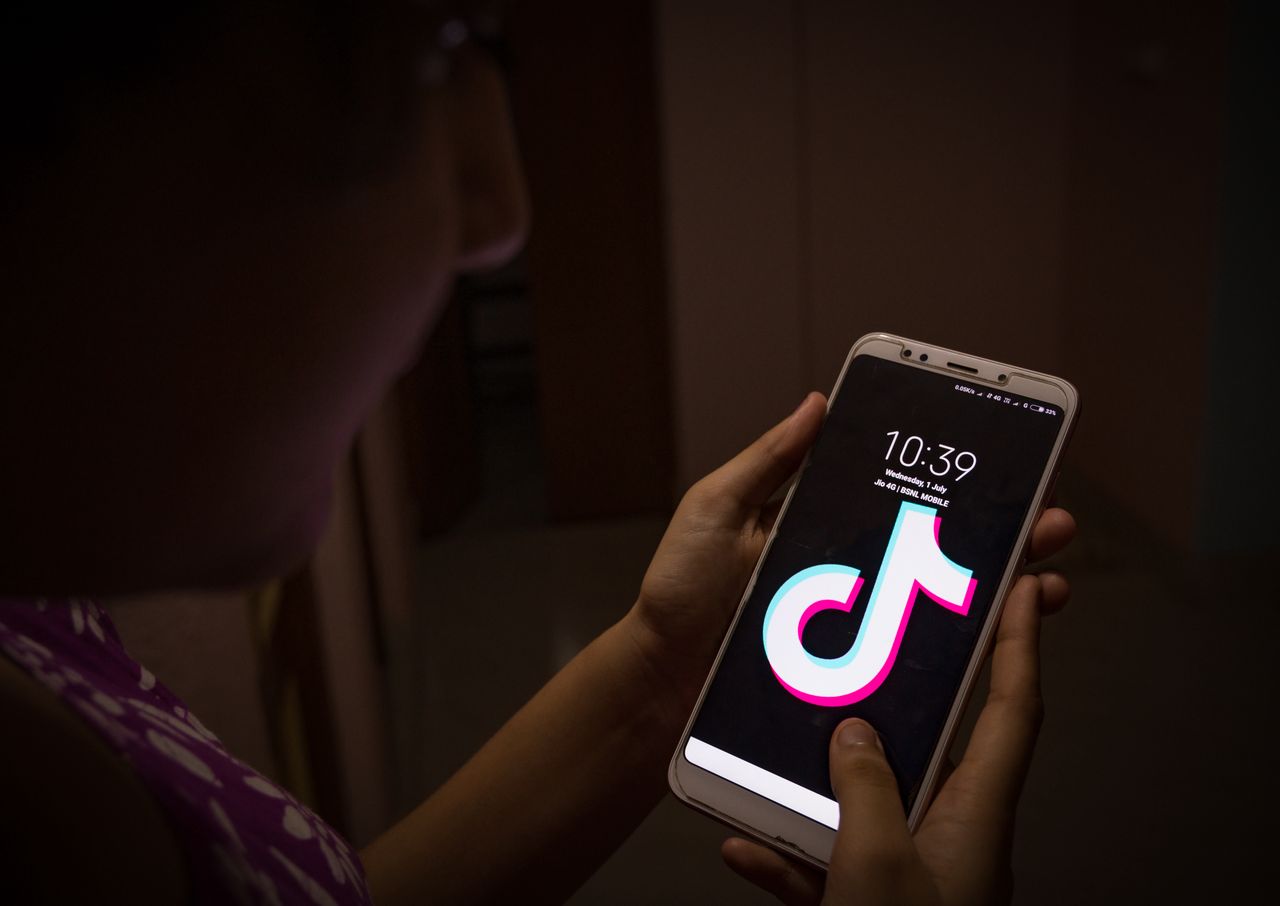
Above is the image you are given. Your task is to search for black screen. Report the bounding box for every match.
[688,354,1064,815]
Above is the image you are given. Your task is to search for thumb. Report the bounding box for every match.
[825,720,916,897]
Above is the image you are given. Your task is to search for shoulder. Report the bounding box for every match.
[0,654,186,902]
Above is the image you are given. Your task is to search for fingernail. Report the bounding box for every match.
[837,719,881,750]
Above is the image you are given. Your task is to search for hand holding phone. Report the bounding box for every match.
[720,571,1061,905]
[668,333,1079,872]
[628,391,829,720]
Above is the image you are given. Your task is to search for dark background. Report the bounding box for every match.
[692,355,1064,808]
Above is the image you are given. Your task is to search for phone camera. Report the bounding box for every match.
[903,349,912,358]
[919,353,929,362]
[998,373,1008,382]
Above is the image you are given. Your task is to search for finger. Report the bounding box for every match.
[1037,570,1070,615]
[721,838,824,906]
[1027,507,1076,563]
[826,720,915,894]
[951,575,1044,818]
[697,393,825,515]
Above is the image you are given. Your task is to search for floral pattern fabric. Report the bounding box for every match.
[0,597,372,906]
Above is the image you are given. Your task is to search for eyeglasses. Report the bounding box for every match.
[419,1,509,85]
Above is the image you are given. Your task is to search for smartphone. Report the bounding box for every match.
[669,332,1078,867]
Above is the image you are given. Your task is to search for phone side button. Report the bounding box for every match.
[1044,471,1060,505]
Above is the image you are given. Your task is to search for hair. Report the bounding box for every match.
[0,1,428,184]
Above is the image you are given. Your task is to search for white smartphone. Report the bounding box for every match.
[669,332,1079,868]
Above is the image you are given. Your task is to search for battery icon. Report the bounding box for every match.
[1028,404,1047,413]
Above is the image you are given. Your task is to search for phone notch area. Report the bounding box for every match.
[946,361,979,375]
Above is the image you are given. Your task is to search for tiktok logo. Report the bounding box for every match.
[762,502,977,706]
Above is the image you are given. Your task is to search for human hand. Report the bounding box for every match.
[720,571,1073,905]
[623,393,827,719]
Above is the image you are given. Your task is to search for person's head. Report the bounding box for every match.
[0,1,527,595]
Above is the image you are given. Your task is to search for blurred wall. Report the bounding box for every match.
[657,0,809,489]
[1200,0,1280,554]
[1061,0,1227,552]
[511,1,676,519]
[803,3,1071,381]
[659,1,1071,487]
[658,0,1239,554]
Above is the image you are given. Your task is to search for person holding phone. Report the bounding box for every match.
[0,3,1076,903]
[671,336,1079,880]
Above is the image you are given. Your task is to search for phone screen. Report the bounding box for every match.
[685,354,1065,828]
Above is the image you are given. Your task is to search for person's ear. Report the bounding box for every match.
[445,47,529,271]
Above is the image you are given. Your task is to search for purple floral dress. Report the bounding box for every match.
[0,597,372,905]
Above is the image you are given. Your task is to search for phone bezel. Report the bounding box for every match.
[668,331,1079,870]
